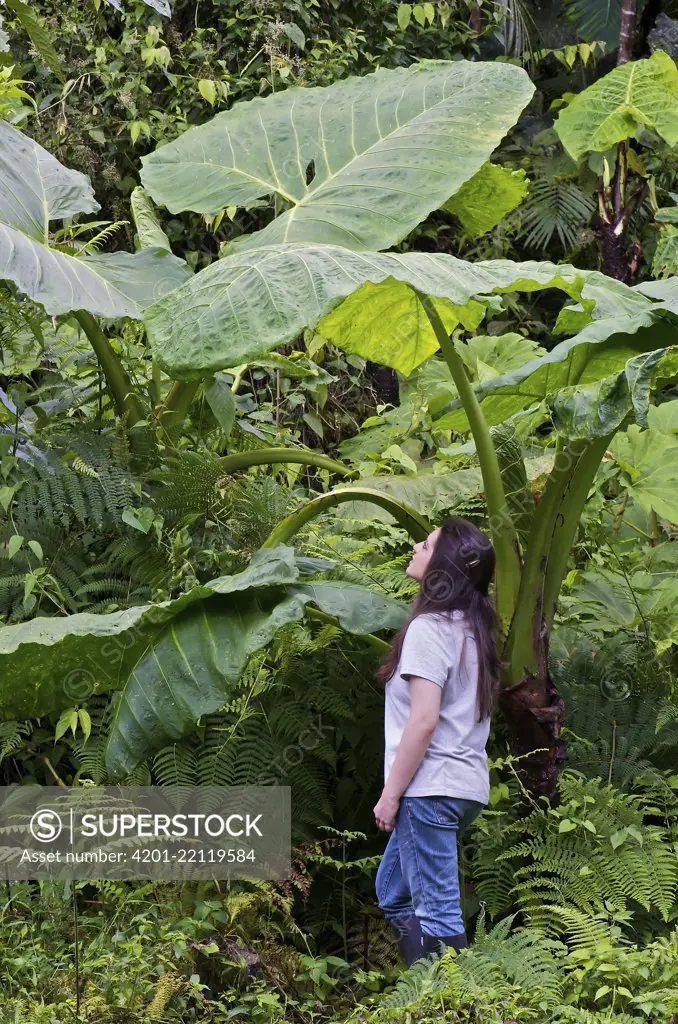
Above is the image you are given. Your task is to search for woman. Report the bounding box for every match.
[374,517,500,966]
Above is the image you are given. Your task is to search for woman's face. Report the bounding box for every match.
[406,528,441,581]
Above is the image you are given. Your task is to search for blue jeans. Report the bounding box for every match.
[375,795,484,938]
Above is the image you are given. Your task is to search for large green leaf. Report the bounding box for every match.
[140,61,534,254]
[560,567,678,650]
[443,162,529,236]
[554,52,678,162]
[651,225,678,279]
[435,319,678,433]
[0,545,407,775]
[104,590,307,778]
[143,244,495,378]
[0,121,191,318]
[143,244,653,380]
[105,578,406,776]
[317,279,485,376]
[546,349,670,439]
[0,120,99,236]
[0,546,301,721]
[563,0,624,50]
[611,423,678,523]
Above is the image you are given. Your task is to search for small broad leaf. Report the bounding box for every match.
[55,708,78,741]
[558,818,577,832]
[397,3,412,28]
[610,830,627,850]
[282,22,305,49]
[122,506,155,533]
[27,540,43,562]
[652,224,678,279]
[77,708,92,743]
[302,410,324,439]
[7,535,23,559]
[198,79,218,105]
[130,186,171,251]
[626,824,644,845]
[204,373,236,434]
[4,0,64,81]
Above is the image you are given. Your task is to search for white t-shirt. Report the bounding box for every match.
[383,609,491,802]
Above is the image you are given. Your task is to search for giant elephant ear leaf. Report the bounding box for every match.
[104,579,406,777]
[0,545,302,722]
[0,121,191,318]
[140,60,535,253]
[554,51,678,161]
[0,542,407,776]
[143,243,657,382]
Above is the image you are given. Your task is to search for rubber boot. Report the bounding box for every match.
[422,930,468,957]
[389,914,424,966]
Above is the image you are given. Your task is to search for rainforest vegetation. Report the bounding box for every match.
[0,0,677,1020]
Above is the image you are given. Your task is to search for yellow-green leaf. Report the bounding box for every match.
[198,79,217,105]
[397,3,412,29]
[443,162,529,236]
[7,535,23,559]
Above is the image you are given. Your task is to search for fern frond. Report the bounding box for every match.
[520,178,595,252]
[74,221,129,254]
[0,720,32,764]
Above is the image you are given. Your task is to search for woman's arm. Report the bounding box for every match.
[374,678,442,831]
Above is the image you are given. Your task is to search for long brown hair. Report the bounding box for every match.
[377,517,501,723]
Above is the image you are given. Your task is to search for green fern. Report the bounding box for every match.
[519,177,596,252]
[0,720,32,764]
[481,773,677,934]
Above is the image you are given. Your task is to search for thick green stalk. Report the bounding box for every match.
[506,437,587,678]
[157,380,201,427]
[542,432,614,629]
[304,606,389,653]
[262,487,432,548]
[75,311,146,426]
[419,296,521,635]
[215,448,356,478]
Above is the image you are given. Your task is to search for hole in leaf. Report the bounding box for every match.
[305,160,316,186]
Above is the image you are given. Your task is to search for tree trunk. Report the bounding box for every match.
[599,217,633,282]
[617,0,637,64]
[498,631,567,807]
[595,0,637,277]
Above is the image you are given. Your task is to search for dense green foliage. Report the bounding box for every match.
[1,1,678,1022]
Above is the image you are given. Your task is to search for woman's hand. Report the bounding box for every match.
[374,789,400,832]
